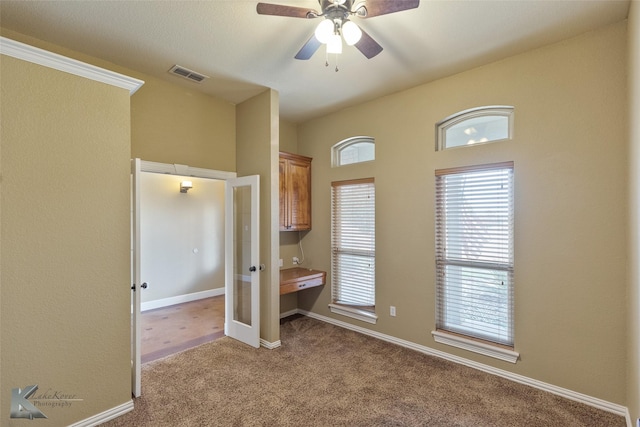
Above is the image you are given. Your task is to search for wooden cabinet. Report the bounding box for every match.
[280,151,312,231]
[280,267,326,295]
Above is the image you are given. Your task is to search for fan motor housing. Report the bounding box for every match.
[320,0,354,20]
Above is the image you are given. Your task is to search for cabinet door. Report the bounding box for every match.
[287,158,311,230]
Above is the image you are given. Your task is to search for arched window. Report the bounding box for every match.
[436,106,514,151]
[332,136,375,167]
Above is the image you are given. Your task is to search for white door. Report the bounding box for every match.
[225,175,260,348]
[131,158,143,397]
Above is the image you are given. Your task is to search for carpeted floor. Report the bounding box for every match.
[104,316,625,426]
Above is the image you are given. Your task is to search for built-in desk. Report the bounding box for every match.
[280,267,326,295]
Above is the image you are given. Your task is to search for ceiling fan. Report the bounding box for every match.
[256,0,420,61]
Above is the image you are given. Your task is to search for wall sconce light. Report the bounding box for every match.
[180,181,193,193]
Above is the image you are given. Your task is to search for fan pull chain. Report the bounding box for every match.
[323,49,339,72]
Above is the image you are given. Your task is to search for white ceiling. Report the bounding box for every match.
[0,0,630,122]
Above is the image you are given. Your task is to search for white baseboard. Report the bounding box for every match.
[297,309,630,423]
[235,273,250,283]
[69,400,134,427]
[279,308,299,319]
[260,338,281,349]
[141,287,224,312]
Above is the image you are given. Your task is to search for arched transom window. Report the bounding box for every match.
[332,136,375,167]
[436,106,514,151]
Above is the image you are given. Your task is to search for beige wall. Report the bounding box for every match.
[0,56,133,425]
[2,12,636,419]
[131,77,236,171]
[0,28,237,173]
[279,227,301,314]
[629,0,640,423]
[0,30,239,424]
[297,22,628,405]
[279,119,298,153]
[237,89,281,344]
[140,174,226,303]
[279,119,303,314]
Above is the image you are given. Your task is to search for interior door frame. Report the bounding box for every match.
[130,159,236,397]
[131,158,142,397]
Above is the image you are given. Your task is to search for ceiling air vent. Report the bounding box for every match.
[168,65,209,83]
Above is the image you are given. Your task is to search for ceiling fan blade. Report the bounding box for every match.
[354,27,383,59]
[256,3,319,18]
[295,34,323,60]
[355,0,420,18]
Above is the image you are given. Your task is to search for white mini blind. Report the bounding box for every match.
[331,178,375,309]
[435,162,514,346]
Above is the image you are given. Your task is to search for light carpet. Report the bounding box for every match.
[103,316,625,426]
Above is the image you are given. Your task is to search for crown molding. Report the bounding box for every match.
[0,36,144,95]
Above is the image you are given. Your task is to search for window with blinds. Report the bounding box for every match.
[330,178,376,322]
[435,162,514,347]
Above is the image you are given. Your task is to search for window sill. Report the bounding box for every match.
[431,330,519,363]
[329,304,378,324]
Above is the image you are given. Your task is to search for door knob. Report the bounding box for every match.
[131,282,148,291]
[249,266,257,272]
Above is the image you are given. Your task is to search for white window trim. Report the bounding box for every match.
[331,136,375,167]
[432,330,519,363]
[436,105,514,151]
[329,303,378,324]
[331,178,376,323]
[434,162,517,363]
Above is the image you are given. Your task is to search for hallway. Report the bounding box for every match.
[141,295,225,363]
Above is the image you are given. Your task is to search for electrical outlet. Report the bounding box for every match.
[279,259,283,267]
[390,306,396,317]
[293,257,299,265]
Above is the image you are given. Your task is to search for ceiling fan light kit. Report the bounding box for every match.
[327,33,343,54]
[342,20,362,46]
[257,0,420,68]
[314,19,334,43]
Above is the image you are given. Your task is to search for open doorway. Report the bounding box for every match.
[140,294,224,363]
[136,161,236,363]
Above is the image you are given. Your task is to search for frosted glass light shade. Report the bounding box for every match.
[342,21,362,45]
[180,181,193,193]
[315,20,334,44]
[327,33,343,54]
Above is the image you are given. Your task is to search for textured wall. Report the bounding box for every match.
[1,55,132,425]
[131,76,236,172]
[279,118,302,314]
[297,22,628,405]
[140,173,225,303]
[628,0,640,422]
[236,89,280,344]
[0,28,236,173]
